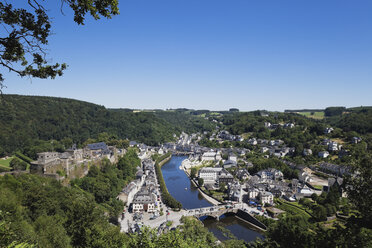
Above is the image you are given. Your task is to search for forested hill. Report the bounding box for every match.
[0,95,214,156]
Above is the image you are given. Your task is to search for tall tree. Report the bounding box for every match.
[345,155,372,228]
[0,0,119,89]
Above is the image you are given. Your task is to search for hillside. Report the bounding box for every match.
[0,95,213,156]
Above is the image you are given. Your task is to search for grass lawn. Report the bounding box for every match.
[312,185,323,190]
[276,199,313,219]
[241,133,252,139]
[209,190,225,201]
[298,111,325,120]
[0,156,31,172]
[0,157,14,167]
[331,155,339,161]
[331,138,345,144]
[290,201,314,214]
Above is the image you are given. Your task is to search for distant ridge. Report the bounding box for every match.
[0,94,214,156]
[285,109,324,113]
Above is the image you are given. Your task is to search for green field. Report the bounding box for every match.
[0,157,14,172]
[0,157,13,167]
[298,111,325,119]
[275,199,313,219]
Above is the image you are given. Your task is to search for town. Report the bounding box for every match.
[3,119,358,237]
[16,117,351,237]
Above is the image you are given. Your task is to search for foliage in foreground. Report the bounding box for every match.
[0,172,229,248]
[71,149,140,221]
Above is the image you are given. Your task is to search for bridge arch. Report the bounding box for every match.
[185,207,267,231]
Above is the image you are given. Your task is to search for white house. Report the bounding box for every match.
[299,186,313,197]
[318,151,330,158]
[248,138,257,145]
[259,191,274,205]
[298,170,313,183]
[351,137,362,144]
[201,151,217,161]
[328,141,339,151]
[303,149,313,156]
[261,147,269,153]
[324,127,334,134]
[198,167,223,182]
[256,168,283,181]
[132,190,158,213]
[118,182,138,206]
[228,154,237,163]
[246,187,260,200]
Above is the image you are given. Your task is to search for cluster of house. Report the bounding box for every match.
[157,132,198,150]
[246,138,295,158]
[264,122,295,129]
[118,159,160,213]
[321,139,341,151]
[198,149,253,171]
[198,165,290,206]
[304,135,363,159]
[30,142,120,178]
[283,158,350,182]
[160,132,208,155]
[129,141,168,159]
[163,131,295,162]
[178,132,200,146]
[231,168,321,205]
[169,125,362,163]
[163,134,249,166]
[316,162,350,176]
[198,156,347,206]
[198,160,344,207]
[216,130,244,142]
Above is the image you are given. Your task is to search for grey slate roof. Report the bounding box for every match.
[87,142,108,150]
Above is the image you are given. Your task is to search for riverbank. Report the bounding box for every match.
[158,153,172,167]
[184,169,222,206]
[155,153,183,209]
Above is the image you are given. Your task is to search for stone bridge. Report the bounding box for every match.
[184,204,240,220]
[182,204,267,231]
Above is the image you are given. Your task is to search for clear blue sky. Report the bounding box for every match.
[3,0,372,111]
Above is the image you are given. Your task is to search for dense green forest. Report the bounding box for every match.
[0,95,214,157]
[71,149,141,223]
[0,173,222,248]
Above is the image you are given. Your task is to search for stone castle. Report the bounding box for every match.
[31,142,122,179]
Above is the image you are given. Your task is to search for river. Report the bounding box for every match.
[161,156,264,243]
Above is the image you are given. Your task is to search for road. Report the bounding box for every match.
[120,202,270,233]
